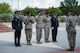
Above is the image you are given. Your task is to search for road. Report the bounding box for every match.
[0,22,80,53]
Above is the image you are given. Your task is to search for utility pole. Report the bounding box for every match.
[18,0,19,10]
[11,0,13,14]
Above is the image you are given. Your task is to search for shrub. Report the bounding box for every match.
[0,14,12,22]
[0,14,24,22]
[59,16,67,22]
[19,15,24,21]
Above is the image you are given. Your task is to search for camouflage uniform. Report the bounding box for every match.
[24,16,34,45]
[43,16,51,43]
[78,15,80,25]
[66,16,76,50]
[35,15,44,44]
[74,15,78,25]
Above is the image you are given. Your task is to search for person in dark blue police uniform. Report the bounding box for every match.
[12,11,23,47]
[51,13,59,42]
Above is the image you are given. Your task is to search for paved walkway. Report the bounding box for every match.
[0,22,80,53]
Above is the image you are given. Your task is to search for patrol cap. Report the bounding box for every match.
[69,10,73,12]
[68,10,74,15]
[26,11,31,15]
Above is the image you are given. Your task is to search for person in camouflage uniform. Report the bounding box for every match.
[43,12,51,43]
[24,11,34,45]
[66,11,76,51]
[35,11,44,44]
[78,15,80,25]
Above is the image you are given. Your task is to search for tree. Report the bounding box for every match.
[45,6,61,16]
[0,2,12,14]
[60,0,79,15]
[21,7,39,16]
[73,6,80,15]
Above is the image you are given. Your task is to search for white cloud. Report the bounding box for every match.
[28,0,41,8]
[28,0,42,8]
[27,0,60,8]
[11,1,26,10]
[44,0,60,8]
[11,0,60,10]
[46,0,55,4]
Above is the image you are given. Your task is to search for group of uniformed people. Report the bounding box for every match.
[12,10,77,51]
[23,11,59,45]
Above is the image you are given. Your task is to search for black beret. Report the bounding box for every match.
[45,12,49,15]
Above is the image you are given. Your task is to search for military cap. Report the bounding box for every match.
[14,11,20,14]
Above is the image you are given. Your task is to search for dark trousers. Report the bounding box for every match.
[14,30,21,46]
[52,27,58,41]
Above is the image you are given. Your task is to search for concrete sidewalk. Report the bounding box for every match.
[0,23,80,53]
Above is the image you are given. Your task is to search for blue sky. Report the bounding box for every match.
[0,0,80,10]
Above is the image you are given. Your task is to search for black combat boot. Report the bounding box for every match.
[37,40,42,44]
[45,39,50,43]
[27,40,32,46]
[67,47,74,51]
